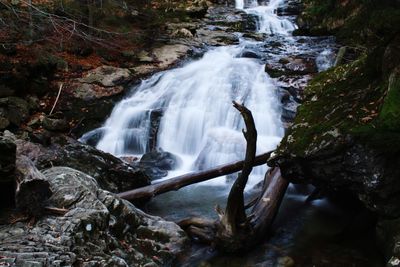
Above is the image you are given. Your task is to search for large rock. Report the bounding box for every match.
[196,28,239,46]
[152,45,191,69]
[271,53,400,217]
[79,66,132,87]
[269,46,400,266]
[139,150,182,180]
[131,45,191,77]
[70,82,125,101]
[265,56,317,78]
[0,167,188,266]
[16,135,150,193]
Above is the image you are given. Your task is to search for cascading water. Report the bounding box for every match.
[79,2,382,266]
[85,0,297,186]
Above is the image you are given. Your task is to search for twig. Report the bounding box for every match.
[49,83,63,115]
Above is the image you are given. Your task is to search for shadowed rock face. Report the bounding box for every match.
[269,10,400,264]
[0,167,188,267]
[270,56,400,217]
[15,135,151,193]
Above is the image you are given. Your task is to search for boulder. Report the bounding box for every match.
[270,54,400,218]
[79,66,132,87]
[196,29,239,46]
[16,135,150,193]
[70,82,125,101]
[139,150,182,180]
[241,50,260,59]
[269,49,400,266]
[131,45,191,78]
[265,56,317,78]
[152,44,191,69]
[0,167,188,266]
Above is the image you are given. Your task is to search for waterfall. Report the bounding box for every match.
[244,0,297,34]
[83,0,297,186]
[236,0,244,9]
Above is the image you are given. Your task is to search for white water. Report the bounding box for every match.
[86,0,297,187]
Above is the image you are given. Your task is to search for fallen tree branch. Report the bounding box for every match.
[175,102,289,253]
[117,151,273,201]
[15,156,52,217]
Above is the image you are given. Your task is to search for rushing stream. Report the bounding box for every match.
[81,0,384,266]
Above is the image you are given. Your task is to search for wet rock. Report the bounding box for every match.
[265,56,317,78]
[79,128,105,147]
[277,0,302,16]
[149,109,163,151]
[16,135,150,193]
[242,32,266,41]
[140,150,181,170]
[241,50,260,59]
[139,150,182,180]
[0,167,188,266]
[281,103,298,122]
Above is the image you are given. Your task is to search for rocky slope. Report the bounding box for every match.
[270,1,400,266]
[0,132,188,266]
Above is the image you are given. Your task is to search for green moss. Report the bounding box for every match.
[350,70,400,154]
[379,71,400,130]
[301,0,400,47]
[280,49,400,157]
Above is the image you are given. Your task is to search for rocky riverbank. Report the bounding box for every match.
[269,1,400,266]
[0,132,188,266]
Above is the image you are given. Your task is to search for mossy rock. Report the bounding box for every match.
[272,41,400,218]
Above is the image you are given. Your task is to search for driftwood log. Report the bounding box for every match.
[179,101,289,252]
[15,156,52,216]
[118,151,273,201]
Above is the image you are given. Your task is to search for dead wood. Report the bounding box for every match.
[177,102,289,253]
[118,151,273,201]
[15,156,52,217]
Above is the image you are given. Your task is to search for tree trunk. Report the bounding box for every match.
[15,156,52,216]
[117,151,273,201]
[247,167,289,245]
[177,102,289,253]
